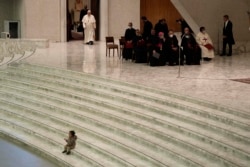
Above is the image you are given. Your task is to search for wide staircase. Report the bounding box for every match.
[0,62,249,167]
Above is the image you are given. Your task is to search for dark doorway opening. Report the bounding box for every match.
[66,0,100,42]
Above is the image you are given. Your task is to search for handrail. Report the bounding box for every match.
[0,39,36,67]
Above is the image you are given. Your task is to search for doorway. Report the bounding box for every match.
[66,0,100,42]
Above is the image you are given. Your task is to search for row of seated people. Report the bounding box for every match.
[123,22,202,66]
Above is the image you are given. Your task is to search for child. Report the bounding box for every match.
[62,130,77,155]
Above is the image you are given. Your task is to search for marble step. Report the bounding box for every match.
[0,74,249,151]
[0,91,202,167]
[2,63,250,167]
[0,86,249,166]
[4,67,250,131]
[2,70,250,134]
[0,106,145,167]
[0,119,103,167]
[8,65,250,130]
[16,63,250,119]
[0,90,248,167]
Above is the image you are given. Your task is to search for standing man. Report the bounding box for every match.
[221,15,235,56]
[82,10,96,45]
[141,16,153,40]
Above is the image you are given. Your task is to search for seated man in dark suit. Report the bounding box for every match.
[133,29,147,63]
[123,22,136,60]
[166,30,180,66]
[181,27,201,65]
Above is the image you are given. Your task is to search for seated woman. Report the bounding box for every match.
[196,27,215,61]
[149,32,167,66]
[166,30,180,66]
[133,29,147,63]
[181,27,201,65]
[123,22,136,60]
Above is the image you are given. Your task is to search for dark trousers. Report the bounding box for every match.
[222,39,232,55]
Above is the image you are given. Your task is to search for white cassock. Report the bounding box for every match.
[196,32,215,59]
[82,14,96,43]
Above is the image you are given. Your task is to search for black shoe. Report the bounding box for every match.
[86,42,89,45]
[62,150,67,153]
[227,54,232,56]
[66,151,71,155]
[89,41,94,45]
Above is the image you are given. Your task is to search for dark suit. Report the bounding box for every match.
[142,20,153,40]
[222,20,235,56]
[166,35,180,65]
[181,34,201,65]
[123,28,136,60]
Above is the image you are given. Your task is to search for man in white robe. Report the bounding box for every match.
[82,10,96,45]
[196,27,215,61]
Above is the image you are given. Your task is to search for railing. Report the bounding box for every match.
[0,39,37,67]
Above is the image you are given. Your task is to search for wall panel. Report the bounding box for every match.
[140,0,182,32]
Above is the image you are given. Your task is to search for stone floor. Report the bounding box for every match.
[24,40,250,113]
[0,137,58,167]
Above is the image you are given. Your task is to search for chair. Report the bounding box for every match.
[105,36,119,58]
[119,37,126,59]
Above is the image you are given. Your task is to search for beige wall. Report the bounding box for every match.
[8,0,250,50]
[108,0,140,38]
[0,0,14,33]
[11,0,140,41]
[13,0,61,41]
[172,0,250,52]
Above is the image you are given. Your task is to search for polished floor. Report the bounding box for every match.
[24,40,250,113]
[0,137,58,167]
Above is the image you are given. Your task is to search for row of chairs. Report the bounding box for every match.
[105,36,125,58]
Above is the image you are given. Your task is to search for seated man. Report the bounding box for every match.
[123,22,136,60]
[146,29,159,63]
[181,27,201,65]
[133,29,147,63]
[166,30,180,66]
[149,32,167,66]
[196,26,214,61]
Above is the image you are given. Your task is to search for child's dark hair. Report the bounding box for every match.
[200,27,205,32]
[69,130,75,136]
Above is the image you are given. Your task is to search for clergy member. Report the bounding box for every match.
[82,10,96,45]
[181,27,201,65]
[196,27,215,61]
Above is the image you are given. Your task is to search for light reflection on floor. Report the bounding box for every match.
[25,40,250,112]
